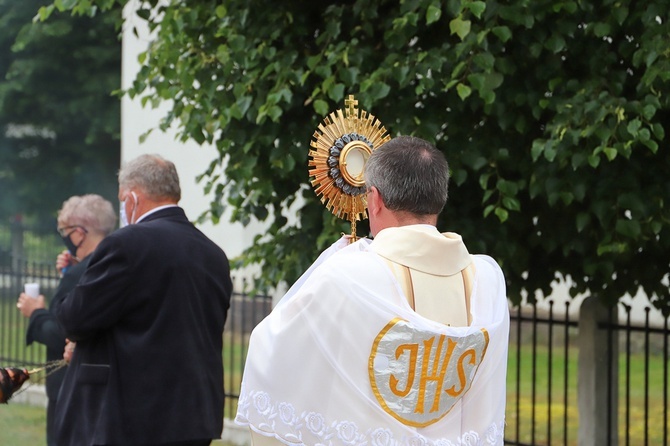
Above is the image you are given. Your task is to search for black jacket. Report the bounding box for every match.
[55,207,232,445]
[27,258,88,400]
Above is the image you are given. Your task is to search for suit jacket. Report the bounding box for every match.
[28,257,89,446]
[55,207,232,446]
[27,257,89,401]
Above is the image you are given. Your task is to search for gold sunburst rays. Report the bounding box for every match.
[309,95,391,239]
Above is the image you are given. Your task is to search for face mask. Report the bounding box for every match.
[61,233,79,256]
[119,202,129,227]
[61,229,85,257]
[119,191,138,227]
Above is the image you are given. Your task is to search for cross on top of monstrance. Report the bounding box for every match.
[345,95,358,117]
[308,95,391,241]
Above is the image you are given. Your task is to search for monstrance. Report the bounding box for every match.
[308,95,391,241]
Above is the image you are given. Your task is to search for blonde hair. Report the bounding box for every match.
[57,194,117,236]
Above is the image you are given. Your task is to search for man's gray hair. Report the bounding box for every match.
[364,135,449,215]
[118,154,181,201]
[58,194,117,236]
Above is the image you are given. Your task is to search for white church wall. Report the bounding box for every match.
[120,7,267,288]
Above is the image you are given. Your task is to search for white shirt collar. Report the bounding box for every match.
[136,204,179,223]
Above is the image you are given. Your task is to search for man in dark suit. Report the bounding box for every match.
[55,154,233,446]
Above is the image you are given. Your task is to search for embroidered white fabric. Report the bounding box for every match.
[235,237,509,446]
[237,389,505,445]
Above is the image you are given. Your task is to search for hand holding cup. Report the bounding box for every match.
[24,283,39,299]
[17,286,45,318]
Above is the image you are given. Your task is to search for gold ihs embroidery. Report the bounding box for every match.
[369,319,489,427]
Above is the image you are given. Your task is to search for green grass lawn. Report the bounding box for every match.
[0,402,46,445]
[0,403,236,446]
[506,343,668,445]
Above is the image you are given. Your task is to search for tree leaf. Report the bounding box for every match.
[576,212,590,232]
[426,3,442,25]
[466,1,486,19]
[456,82,472,100]
[494,207,509,222]
[313,99,329,116]
[627,118,641,136]
[502,196,521,211]
[473,52,495,71]
[328,82,345,102]
[603,147,617,161]
[615,219,641,238]
[642,139,659,153]
[368,82,391,100]
[492,26,512,42]
[652,123,665,140]
[593,22,611,38]
[449,16,471,40]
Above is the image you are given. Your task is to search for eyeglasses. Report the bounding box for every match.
[57,225,88,238]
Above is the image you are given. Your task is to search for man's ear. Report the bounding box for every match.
[367,186,382,217]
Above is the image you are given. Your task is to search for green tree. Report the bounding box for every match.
[0,0,121,231]
[43,0,670,312]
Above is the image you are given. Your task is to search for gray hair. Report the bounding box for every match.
[118,154,181,201]
[364,136,449,215]
[58,194,117,236]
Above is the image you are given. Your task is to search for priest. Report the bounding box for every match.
[236,135,510,445]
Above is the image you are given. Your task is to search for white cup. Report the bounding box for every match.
[24,283,40,299]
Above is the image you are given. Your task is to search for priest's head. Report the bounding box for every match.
[364,136,449,237]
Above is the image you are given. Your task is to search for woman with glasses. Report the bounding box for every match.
[16,194,116,446]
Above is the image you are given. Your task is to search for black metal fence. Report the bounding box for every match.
[506,301,578,446]
[505,300,669,446]
[0,221,62,370]
[1,222,669,445]
[609,305,669,446]
[222,281,272,417]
